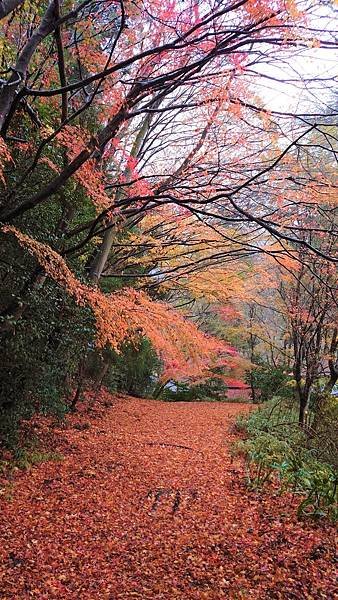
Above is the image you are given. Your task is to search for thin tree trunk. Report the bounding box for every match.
[88,107,159,283]
[71,360,86,411]
[249,372,257,404]
[153,380,169,399]
[298,394,308,427]
[95,361,109,390]
[0,2,57,132]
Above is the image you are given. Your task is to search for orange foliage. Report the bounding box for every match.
[1,225,86,303]
[2,226,232,380]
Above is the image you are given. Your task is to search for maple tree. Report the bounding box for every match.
[1,225,235,384]
[222,248,338,425]
[278,253,337,426]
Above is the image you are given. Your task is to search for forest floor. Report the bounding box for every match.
[0,391,336,600]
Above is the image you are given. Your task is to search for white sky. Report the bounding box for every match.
[249,4,338,113]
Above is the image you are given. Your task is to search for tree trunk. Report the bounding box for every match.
[298,385,311,428]
[0,2,57,132]
[70,379,83,412]
[95,361,109,390]
[298,394,308,427]
[88,107,159,284]
[249,372,258,404]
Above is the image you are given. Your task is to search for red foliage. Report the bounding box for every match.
[56,126,111,209]
[0,394,335,599]
[223,378,250,389]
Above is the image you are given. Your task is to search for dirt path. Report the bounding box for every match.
[0,393,336,599]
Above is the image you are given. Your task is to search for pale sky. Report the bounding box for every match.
[247,3,338,113]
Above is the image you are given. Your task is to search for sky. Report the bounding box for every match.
[247,3,338,113]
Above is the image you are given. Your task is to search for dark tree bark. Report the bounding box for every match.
[0,2,58,132]
[0,0,25,20]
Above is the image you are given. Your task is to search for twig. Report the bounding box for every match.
[146,442,194,451]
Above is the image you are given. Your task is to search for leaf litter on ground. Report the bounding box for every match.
[0,390,336,599]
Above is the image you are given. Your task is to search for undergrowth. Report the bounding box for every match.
[235,397,338,522]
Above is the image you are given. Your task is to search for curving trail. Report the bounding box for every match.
[0,393,336,599]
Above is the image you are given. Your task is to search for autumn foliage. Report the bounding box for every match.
[2,225,234,381]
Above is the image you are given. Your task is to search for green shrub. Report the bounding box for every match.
[0,189,96,450]
[236,399,338,522]
[14,449,63,471]
[160,377,228,402]
[0,281,95,449]
[86,337,161,398]
[245,363,293,403]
